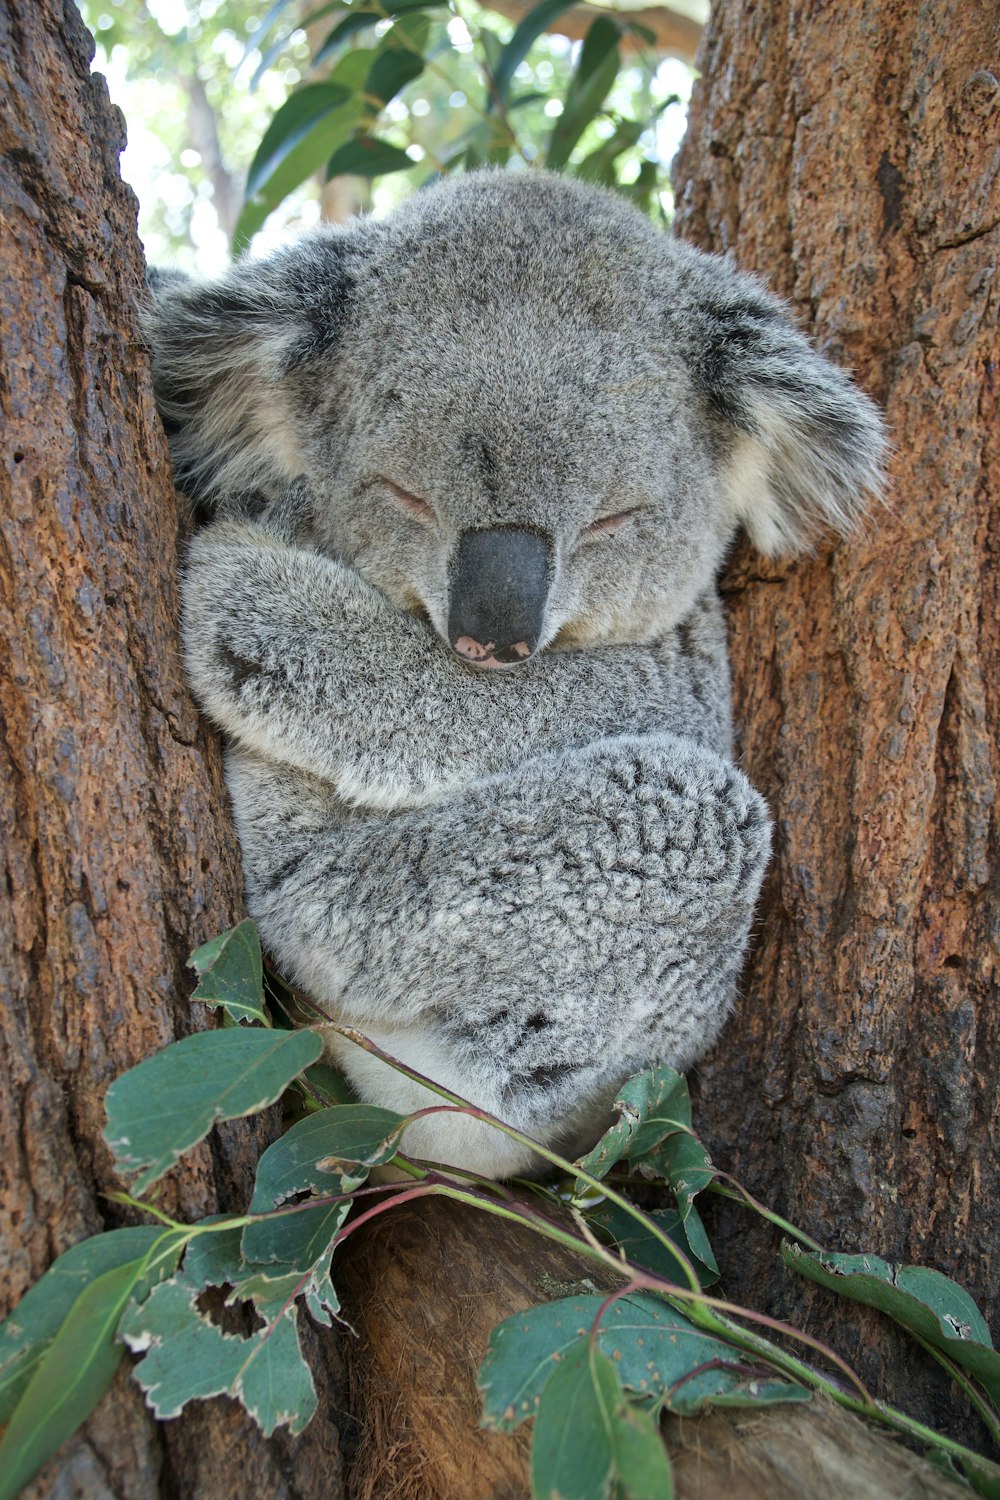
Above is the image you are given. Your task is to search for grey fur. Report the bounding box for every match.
[153,169,884,1177]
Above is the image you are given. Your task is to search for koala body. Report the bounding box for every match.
[152,169,883,1177]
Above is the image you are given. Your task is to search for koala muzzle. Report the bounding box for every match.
[448,527,551,669]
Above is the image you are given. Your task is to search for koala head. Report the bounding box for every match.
[148,169,884,667]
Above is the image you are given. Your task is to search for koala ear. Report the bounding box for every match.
[692,262,886,556]
[143,235,358,507]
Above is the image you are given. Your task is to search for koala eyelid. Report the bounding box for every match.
[582,506,644,539]
[384,480,436,523]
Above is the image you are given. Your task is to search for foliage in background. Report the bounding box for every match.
[79,0,692,269]
[2,921,1000,1499]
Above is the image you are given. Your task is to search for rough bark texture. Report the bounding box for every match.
[674,0,999,1447]
[0,3,347,1494]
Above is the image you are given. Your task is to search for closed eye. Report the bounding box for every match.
[384,479,436,523]
[582,506,643,538]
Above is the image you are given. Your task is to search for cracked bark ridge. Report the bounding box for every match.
[0,2,346,1494]
[675,0,999,1448]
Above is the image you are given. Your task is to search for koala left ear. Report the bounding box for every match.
[690,259,886,556]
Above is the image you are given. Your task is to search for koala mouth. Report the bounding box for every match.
[452,635,534,669]
[447,527,551,671]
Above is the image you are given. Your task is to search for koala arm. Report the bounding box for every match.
[183,519,726,808]
[226,732,770,1173]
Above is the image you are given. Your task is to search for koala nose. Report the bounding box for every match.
[448,527,551,669]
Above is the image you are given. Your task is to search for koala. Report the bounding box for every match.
[148,169,884,1178]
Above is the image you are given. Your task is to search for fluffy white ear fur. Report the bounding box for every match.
[722,383,886,556]
[692,268,887,556]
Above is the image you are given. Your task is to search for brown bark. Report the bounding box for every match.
[0,2,347,1494]
[674,0,1000,1448]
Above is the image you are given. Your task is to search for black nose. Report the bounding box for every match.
[448,528,551,668]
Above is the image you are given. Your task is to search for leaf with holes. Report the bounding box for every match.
[121,1272,317,1435]
[104,1026,324,1193]
[189,919,267,1024]
[646,1129,718,1275]
[782,1244,1000,1408]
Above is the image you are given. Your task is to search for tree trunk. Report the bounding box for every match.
[0,3,347,1494]
[674,0,999,1447]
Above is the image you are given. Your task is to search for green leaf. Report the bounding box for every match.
[574,1067,693,1187]
[607,1395,674,1500]
[586,1203,718,1288]
[0,1227,173,1421]
[312,0,442,71]
[363,12,429,111]
[957,1457,1000,1500]
[479,1292,807,1433]
[121,1274,317,1435]
[575,117,644,186]
[189,919,267,1024]
[104,1026,324,1193]
[530,1341,674,1500]
[302,1061,360,1107]
[546,15,622,170]
[245,82,353,200]
[0,1258,149,1500]
[492,0,581,106]
[782,1245,1000,1407]
[647,1131,718,1275]
[530,1340,617,1500]
[251,1104,407,1212]
[242,1200,349,1279]
[250,0,347,89]
[234,55,371,253]
[326,135,414,179]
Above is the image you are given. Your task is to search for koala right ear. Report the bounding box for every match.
[143,236,359,507]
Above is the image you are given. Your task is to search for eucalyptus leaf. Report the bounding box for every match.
[242,1200,350,1278]
[0,1258,149,1500]
[104,1026,324,1193]
[574,1066,692,1188]
[587,1202,717,1288]
[301,1061,360,1107]
[0,1227,175,1422]
[647,1130,718,1274]
[364,12,429,111]
[782,1244,1000,1407]
[189,919,267,1024]
[326,136,414,179]
[546,15,622,170]
[121,1274,317,1435]
[251,1103,407,1211]
[244,82,353,200]
[312,0,441,71]
[480,1292,805,1432]
[250,0,347,89]
[607,1394,674,1500]
[530,1340,617,1500]
[492,0,581,106]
